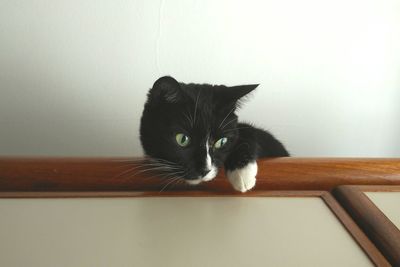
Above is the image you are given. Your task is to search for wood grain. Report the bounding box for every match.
[1,157,400,191]
[333,185,400,266]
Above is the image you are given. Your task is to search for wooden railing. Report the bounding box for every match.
[1,157,399,192]
[1,157,400,266]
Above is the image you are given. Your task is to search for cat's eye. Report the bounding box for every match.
[214,137,228,149]
[175,133,190,147]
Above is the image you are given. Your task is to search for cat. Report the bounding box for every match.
[139,76,289,192]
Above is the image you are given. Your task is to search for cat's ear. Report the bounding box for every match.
[149,76,183,103]
[216,84,259,106]
[228,84,259,100]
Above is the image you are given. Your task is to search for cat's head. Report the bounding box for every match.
[140,76,258,185]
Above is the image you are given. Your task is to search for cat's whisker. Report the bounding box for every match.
[132,166,181,176]
[222,127,252,133]
[115,163,141,169]
[113,162,175,178]
[123,164,185,181]
[158,177,175,188]
[112,158,178,167]
[174,169,190,187]
[169,177,184,190]
[152,168,188,189]
[148,157,181,166]
[115,162,178,170]
[111,158,149,163]
[112,165,149,179]
[221,117,237,130]
[157,170,184,180]
[159,176,175,184]
[193,89,201,126]
[120,162,181,170]
[117,166,172,180]
[118,157,182,168]
[159,177,181,192]
[141,169,181,181]
[183,112,194,127]
[218,106,236,129]
[187,110,194,127]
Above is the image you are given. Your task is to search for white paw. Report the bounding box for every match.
[227,162,257,193]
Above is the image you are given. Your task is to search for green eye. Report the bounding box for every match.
[214,137,228,149]
[176,133,190,147]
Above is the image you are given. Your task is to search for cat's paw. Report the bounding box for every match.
[226,162,257,193]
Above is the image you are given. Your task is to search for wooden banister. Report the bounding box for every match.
[333,185,400,266]
[0,157,399,192]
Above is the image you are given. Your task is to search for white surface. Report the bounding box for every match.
[0,197,373,267]
[366,192,400,229]
[1,0,399,156]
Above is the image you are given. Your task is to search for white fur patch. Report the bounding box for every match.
[227,162,257,193]
[206,142,212,170]
[186,140,218,185]
[201,140,217,181]
[201,165,218,181]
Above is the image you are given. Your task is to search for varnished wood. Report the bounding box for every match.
[0,190,390,266]
[321,192,390,267]
[333,186,400,266]
[0,157,400,192]
[351,185,400,192]
[0,190,326,198]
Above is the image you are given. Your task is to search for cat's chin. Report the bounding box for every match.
[185,179,203,185]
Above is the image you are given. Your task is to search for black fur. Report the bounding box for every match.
[140,76,289,183]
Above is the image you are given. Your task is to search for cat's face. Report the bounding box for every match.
[140,76,257,184]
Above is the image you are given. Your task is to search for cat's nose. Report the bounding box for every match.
[198,169,211,177]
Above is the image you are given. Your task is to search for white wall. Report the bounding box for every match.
[0,0,399,157]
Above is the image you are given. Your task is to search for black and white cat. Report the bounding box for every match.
[140,76,289,192]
